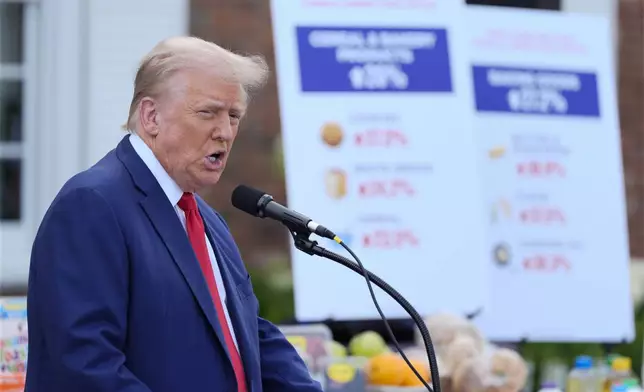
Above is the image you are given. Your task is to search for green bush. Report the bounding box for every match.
[248,256,295,323]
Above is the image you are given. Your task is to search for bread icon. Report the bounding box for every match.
[488,146,506,159]
[325,169,347,199]
[321,122,344,147]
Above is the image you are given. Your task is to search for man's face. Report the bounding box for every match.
[148,68,246,192]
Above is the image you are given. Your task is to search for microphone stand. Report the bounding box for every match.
[290,230,441,392]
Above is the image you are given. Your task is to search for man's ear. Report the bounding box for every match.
[139,97,159,136]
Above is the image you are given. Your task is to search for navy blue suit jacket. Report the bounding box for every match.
[25,135,322,392]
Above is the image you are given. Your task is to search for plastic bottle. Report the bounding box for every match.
[595,355,621,392]
[604,357,634,392]
[568,356,596,392]
[607,354,621,366]
[541,359,570,390]
[596,357,615,386]
[623,378,642,392]
[538,381,563,392]
[613,384,629,392]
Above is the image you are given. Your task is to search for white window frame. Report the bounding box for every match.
[0,0,39,292]
[0,0,189,292]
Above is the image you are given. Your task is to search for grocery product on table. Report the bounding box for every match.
[623,378,643,392]
[0,298,27,392]
[567,355,596,392]
[419,313,485,359]
[611,385,628,392]
[278,324,332,390]
[400,359,431,387]
[442,334,483,376]
[365,353,407,386]
[603,357,636,392]
[326,340,348,358]
[540,359,569,391]
[323,357,367,392]
[349,331,389,359]
[538,381,563,392]
[280,312,534,392]
[451,347,528,392]
[595,357,614,391]
[490,348,529,392]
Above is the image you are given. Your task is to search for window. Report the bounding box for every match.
[0,2,24,222]
[465,0,561,10]
[0,0,37,294]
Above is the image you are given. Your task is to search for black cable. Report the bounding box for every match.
[336,241,436,391]
[293,232,440,392]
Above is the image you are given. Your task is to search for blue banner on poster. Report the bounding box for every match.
[472,65,600,117]
[296,26,452,92]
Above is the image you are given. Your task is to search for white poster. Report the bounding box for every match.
[466,6,633,342]
[271,0,489,321]
[271,0,633,342]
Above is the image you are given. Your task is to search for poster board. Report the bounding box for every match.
[466,6,633,342]
[271,0,632,342]
[271,0,489,322]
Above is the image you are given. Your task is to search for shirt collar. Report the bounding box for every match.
[128,132,184,207]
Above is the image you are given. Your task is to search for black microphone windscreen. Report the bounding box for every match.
[231,185,265,216]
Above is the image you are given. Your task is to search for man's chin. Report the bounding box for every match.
[192,164,226,190]
[201,171,223,187]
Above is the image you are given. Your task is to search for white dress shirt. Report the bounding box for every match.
[129,133,239,350]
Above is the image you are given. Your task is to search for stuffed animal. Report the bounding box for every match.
[451,347,528,392]
[442,334,485,376]
[418,313,485,357]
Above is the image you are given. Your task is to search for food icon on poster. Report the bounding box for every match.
[325,169,348,199]
[493,243,511,267]
[321,122,344,147]
[490,198,512,224]
[488,145,506,160]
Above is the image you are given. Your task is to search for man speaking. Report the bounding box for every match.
[25,37,323,392]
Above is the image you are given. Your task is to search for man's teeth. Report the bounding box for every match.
[208,155,220,162]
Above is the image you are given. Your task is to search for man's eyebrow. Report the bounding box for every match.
[231,104,246,114]
[202,100,226,109]
[201,100,246,113]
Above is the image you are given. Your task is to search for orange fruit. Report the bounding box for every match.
[365,353,406,386]
[401,359,431,386]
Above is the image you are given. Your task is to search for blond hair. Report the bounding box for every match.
[123,36,269,131]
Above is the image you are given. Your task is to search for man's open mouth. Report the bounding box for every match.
[207,152,224,162]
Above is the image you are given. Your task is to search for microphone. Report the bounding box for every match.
[230,184,440,392]
[231,185,336,240]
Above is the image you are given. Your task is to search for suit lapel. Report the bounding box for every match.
[204,221,259,392]
[139,196,232,365]
[115,135,231,365]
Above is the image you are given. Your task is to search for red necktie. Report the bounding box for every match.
[178,192,247,392]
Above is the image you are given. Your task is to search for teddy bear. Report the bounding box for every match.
[451,347,528,392]
[416,313,486,366]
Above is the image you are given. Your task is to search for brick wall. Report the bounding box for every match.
[191,0,288,266]
[619,0,644,257]
[191,0,644,263]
